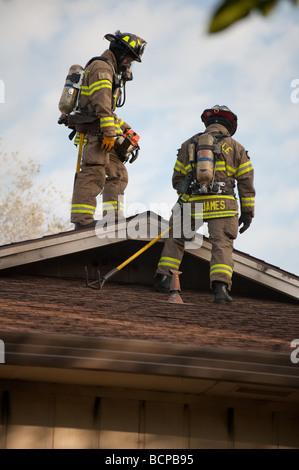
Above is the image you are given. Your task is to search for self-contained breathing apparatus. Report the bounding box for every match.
[58,64,84,115]
[177,132,235,196]
[58,57,132,117]
[57,57,139,163]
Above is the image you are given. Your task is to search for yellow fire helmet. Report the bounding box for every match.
[105,30,147,62]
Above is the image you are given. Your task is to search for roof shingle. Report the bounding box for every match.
[0,276,298,354]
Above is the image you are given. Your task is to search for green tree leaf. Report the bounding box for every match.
[208,0,296,33]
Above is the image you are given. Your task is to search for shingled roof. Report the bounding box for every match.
[0,275,298,353]
[0,212,298,396]
[0,211,298,300]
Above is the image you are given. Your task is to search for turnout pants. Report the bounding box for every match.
[156,202,239,291]
[71,134,128,225]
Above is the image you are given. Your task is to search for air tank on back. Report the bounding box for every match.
[58,64,84,114]
[196,133,215,184]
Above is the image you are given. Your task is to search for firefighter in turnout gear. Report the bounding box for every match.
[154,105,255,304]
[70,31,146,229]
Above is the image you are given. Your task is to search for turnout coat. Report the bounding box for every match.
[172,123,255,220]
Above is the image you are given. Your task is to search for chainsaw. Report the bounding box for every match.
[114,129,140,163]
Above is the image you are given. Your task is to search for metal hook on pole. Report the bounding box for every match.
[85,226,171,290]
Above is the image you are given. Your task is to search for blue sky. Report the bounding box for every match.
[1,0,299,276]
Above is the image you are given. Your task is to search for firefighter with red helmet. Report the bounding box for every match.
[154,105,255,304]
[70,31,146,229]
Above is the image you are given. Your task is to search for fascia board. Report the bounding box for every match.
[1,330,299,391]
[0,221,127,270]
[232,252,299,300]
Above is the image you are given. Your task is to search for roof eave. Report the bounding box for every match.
[1,330,299,395]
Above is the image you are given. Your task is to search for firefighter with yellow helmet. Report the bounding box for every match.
[70,30,146,229]
[154,105,256,304]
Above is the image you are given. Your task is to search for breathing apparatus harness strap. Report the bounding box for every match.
[80,55,132,118]
[79,56,123,115]
[64,56,128,140]
[84,56,119,86]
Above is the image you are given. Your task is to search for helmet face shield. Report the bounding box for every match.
[138,40,146,58]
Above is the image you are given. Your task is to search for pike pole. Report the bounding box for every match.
[85,226,171,290]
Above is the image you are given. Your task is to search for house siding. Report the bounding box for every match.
[1,381,299,449]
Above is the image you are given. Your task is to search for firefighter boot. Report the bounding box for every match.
[153,274,171,293]
[74,220,99,230]
[213,281,233,305]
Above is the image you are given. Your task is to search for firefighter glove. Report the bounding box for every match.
[239,212,253,234]
[101,135,115,152]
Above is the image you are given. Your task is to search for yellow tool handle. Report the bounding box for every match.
[101,226,171,285]
[116,226,171,271]
[76,133,84,173]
